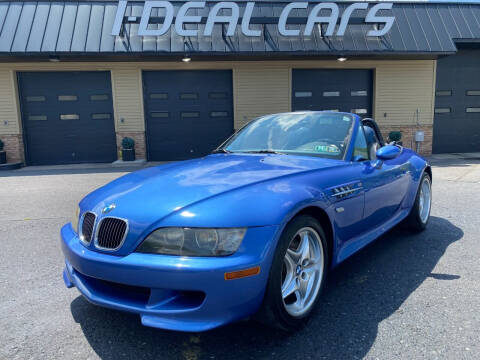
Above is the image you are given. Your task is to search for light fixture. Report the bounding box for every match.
[337,57,347,62]
[182,55,191,62]
[48,55,60,62]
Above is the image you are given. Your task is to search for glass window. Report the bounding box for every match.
[60,114,79,120]
[90,94,109,101]
[26,96,46,102]
[181,111,200,118]
[92,113,111,120]
[150,93,168,100]
[223,112,354,160]
[436,90,452,96]
[351,109,368,115]
[209,92,227,99]
[151,111,169,118]
[28,115,47,121]
[351,90,367,97]
[466,90,480,96]
[435,108,451,114]
[353,126,369,160]
[58,95,77,101]
[211,111,228,117]
[466,107,480,113]
[295,91,312,98]
[323,91,340,97]
[180,93,198,100]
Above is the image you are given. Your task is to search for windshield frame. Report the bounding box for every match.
[216,112,358,161]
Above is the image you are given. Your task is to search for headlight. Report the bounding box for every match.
[136,228,247,256]
[71,206,80,234]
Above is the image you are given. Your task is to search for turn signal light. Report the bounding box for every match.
[224,266,260,280]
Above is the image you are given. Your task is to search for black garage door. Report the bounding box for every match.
[434,49,480,153]
[292,69,373,118]
[18,72,116,165]
[143,70,234,161]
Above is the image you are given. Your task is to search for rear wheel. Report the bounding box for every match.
[257,215,328,331]
[405,172,432,232]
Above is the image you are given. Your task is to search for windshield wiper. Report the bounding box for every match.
[211,148,232,154]
[244,150,286,155]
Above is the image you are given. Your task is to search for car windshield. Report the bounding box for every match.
[222,112,354,159]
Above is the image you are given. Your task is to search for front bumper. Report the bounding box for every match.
[60,223,279,332]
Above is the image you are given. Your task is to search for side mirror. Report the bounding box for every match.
[376,145,401,160]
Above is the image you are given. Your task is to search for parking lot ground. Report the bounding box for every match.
[0,157,479,360]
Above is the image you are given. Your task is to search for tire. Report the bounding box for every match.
[404,172,432,232]
[256,215,328,331]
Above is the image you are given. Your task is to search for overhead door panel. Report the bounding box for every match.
[292,69,373,118]
[434,49,480,153]
[18,71,116,165]
[143,70,234,161]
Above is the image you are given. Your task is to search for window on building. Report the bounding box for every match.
[181,111,200,118]
[26,96,46,102]
[211,111,228,117]
[351,109,368,115]
[466,90,480,96]
[58,95,77,101]
[151,111,169,118]
[209,92,227,99]
[150,93,168,100]
[180,93,198,100]
[60,114,79,120]
[28,115,47,121]
[435,108,451,114]
[436,90,452,96]
[351,90,368,96]
[92,113,111,120]
[323,91,340,97]
[90,94,109,101]
[295,91,312,98]
[466,107,480,113]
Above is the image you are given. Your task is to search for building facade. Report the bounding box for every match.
[0,0,479,165]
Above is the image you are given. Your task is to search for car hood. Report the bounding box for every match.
[82,154,342,222]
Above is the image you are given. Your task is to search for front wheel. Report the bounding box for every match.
[405,172,432,232]
[257,215,328,331]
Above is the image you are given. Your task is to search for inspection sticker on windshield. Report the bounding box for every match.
[315,145,341,154]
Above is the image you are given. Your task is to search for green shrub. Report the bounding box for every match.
[0,139,4,151]
[121,137,135,150]
[388,131,402,143]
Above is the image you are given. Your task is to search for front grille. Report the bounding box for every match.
[81,212,96,243]
[96,217,128,250]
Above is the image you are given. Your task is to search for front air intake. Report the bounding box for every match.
[96,217,128,250]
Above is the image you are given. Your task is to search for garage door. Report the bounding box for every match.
[292,69,373,118]
[143,70,234,161]
[434,49,480,153]
[18,72,116,165]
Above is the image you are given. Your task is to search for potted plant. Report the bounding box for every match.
[121,137,136,161]
[0,139,6,164]
[388,131,403,146]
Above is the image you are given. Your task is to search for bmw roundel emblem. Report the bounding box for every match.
[102,204,116,214]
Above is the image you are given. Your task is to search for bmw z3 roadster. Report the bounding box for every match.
[61,111,432,332]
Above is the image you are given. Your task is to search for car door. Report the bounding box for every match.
[360,125,410,229]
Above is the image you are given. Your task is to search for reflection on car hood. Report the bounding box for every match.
[81,153,343,222]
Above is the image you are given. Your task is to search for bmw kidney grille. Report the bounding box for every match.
[96,217,128,250]
[81,212,96,243]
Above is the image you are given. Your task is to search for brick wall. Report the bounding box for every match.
[379,125,433,156]
[116,132,146,160]
[0,134,24,163]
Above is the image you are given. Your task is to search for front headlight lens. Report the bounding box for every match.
[136,228,247,256]
[71,206,80,234]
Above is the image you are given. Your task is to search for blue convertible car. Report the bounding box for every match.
[61,111,432,332]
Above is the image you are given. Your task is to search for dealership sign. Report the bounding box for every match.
[112,1,395,38]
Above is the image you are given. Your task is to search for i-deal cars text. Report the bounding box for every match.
[112,1,395,38]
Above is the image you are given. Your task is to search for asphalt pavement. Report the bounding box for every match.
[0,157,479,360]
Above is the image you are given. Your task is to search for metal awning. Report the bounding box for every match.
[0,1,479,57]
